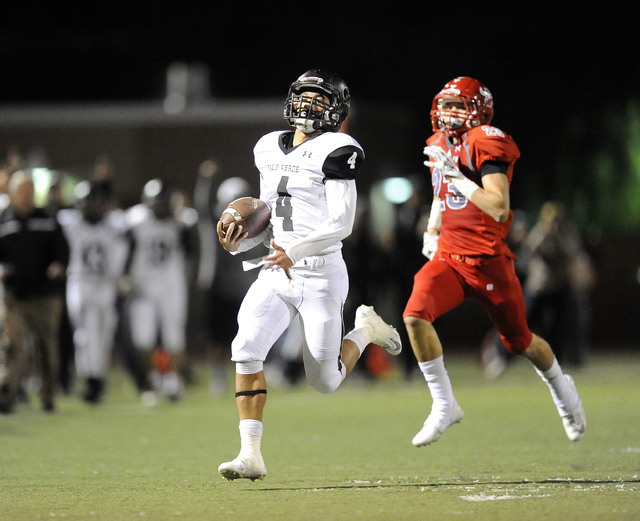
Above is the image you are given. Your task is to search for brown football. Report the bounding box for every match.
[219,197,271,239]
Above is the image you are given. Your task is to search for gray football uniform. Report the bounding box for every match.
[59,209,128,378]
[126,207,189,354]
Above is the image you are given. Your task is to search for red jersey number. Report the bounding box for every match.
[432,164,469,212]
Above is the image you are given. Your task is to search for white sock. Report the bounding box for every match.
[535,359,580,416]
[239,419,263,458]
[343,329,368,355]
[418,356,455,432]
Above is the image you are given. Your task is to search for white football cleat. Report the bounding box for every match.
[354,305,402,356]
[218,455,267,481]
[561,375,586,441]
[412,402,464,447]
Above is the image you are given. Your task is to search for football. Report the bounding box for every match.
[219,197,271,239]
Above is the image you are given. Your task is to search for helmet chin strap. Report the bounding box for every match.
[294,118,322,133]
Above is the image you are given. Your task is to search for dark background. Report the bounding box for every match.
[2,3,634,125]
[2,3,636,203]
[1,3,638,349]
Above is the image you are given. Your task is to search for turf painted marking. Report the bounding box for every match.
[460,492,551,501]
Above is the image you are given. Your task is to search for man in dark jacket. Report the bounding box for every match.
[0,170,69,413]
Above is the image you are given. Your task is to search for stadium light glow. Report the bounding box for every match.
[31,168,52,207]
[382,177,413,204]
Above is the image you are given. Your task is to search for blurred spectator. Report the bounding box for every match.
[0,166,10,212]
[192,165,262,393]
[481,202,595,377]
[44,173,68,215]
[58,181,129,404]
[84,154,145,388]
[122,178,195,405]
[0,171,69,413]
[169,186,199,385]
[87,153,128,230]
[522,201,595,366]
[5,147,25,176]
[389,175,432,379]
[89,153,116,192]
[0,146,25,211]
[347,176,430,380]
[44,173,76,394]
[340,195,378,378]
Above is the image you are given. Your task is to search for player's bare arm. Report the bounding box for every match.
[470,172,510,223]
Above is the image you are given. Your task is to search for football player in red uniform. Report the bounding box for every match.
[403,77,586,446]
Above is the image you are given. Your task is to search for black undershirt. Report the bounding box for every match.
[481,160,508,177]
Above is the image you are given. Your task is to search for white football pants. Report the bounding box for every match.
[232,254,348,394]
[66,283,118,378]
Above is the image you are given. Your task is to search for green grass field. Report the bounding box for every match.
[1,351,638,521]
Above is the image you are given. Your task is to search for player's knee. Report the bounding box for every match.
[307,376,340,394]
[519,333,550,359]
[503,330,535,356]
[403,315,433,335]
[231,333,266,370]
[305,363,344,394]
[403,315,419,332]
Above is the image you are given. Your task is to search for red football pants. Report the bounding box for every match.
[403,253,533,354]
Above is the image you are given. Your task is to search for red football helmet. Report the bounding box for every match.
[430,77,494,136]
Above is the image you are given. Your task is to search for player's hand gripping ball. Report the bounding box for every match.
[218,197,271,239]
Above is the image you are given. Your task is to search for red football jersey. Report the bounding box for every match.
[426,125,520,257]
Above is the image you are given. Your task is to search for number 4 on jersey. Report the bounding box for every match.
[276,176,293,231]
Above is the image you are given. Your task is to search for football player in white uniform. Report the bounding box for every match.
[216,69,402,481]
[123,179,193,404]
[58,181,129,404]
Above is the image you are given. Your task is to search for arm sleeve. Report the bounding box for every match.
[480,160,508,177]
[427,197,442,231]
[474,129,520,169]
[285,178,357,264]
[323,145,363,181]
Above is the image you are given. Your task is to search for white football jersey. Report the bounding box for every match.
[58,208,128,300]
[122,208,189,354]
[253,130,364,263]
[127,210,188,295]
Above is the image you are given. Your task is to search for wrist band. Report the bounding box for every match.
[427,199,442,230]
[451,176,479,200]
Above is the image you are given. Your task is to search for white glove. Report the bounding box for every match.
[423,146,462,179]
[422,232,439,260]
[424,145,479,199]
